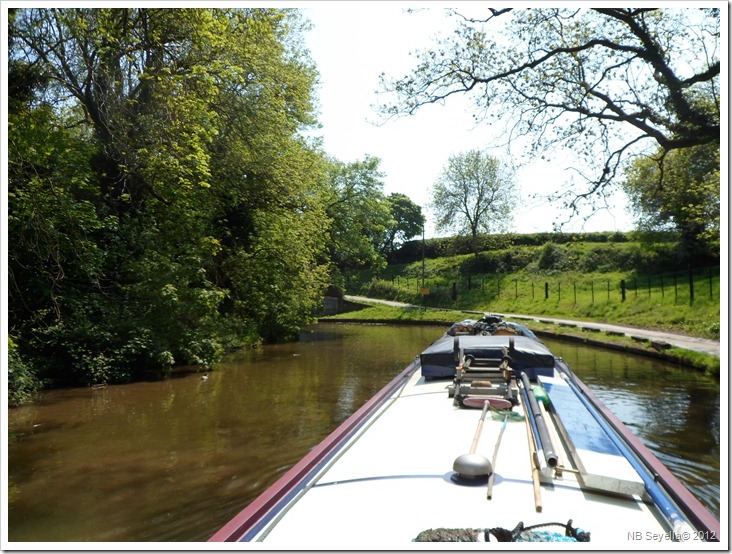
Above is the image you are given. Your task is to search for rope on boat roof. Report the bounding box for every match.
[414,519,591,542]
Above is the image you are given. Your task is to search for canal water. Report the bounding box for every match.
[6,323,720,542]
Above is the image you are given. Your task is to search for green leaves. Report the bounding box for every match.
[382,193,425,258]
[431,149,517,255]
[8,8,333,388]
[324,156,392,275]
[622,143,719,259]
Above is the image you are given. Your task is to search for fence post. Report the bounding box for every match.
[573,282,577,304]
[591,281,594,304]
[621,279,626,302]
[607,280,610,302]
[558,281,561,302]
[545,282,549,300]
[515,279,518,299]
[688,266,694,305]
[532,281,535,299]
[661,275,664,299]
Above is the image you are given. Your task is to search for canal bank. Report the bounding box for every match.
[325,295,721,374]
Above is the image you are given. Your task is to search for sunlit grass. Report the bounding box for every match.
[323,303,720,377]
[351,267,720,339]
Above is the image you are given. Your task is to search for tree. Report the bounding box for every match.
[431,150,517,256]
[381,193,425,259]
[324,156,392,278]
[381,8,720,220]
[623,143,719,260]
[8,8,331,386]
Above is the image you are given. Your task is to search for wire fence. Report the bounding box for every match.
[391,266,720,308]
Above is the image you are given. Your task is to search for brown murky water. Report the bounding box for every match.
[7,323,720,542]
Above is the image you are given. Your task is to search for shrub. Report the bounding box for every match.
[538,242,572,271]
[8,338,41,407]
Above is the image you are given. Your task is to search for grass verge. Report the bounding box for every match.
[321,302,720,378]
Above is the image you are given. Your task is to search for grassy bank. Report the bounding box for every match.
[321,302,720,378]
[348,240,720,340]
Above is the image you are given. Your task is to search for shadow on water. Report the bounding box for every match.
[7,323,719,542]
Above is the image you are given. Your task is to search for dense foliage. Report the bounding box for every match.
[623,143,720,260]
[7,8,417,398]
[381,193,425,260]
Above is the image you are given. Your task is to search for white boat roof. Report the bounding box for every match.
[239,366,700,548]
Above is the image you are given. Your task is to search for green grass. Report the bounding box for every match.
[322,302,720,377]
[324,303,478,324]
[349,250,720,339]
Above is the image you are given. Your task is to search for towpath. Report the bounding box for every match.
[344,295,721,357]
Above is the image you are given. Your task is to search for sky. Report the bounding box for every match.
[299,4,636,238]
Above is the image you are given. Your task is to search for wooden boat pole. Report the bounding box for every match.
[453,401,493,478]
[486,414,508,499]
[469,400,490,453]
[521,386,542,512]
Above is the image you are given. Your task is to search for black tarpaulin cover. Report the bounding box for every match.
[420,334,556,379]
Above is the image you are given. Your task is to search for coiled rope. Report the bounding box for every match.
[414,519,590,542]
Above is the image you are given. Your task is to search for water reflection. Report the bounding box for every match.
[6,324,719,542]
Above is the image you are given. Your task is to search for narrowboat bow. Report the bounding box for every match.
[209,317,720,546]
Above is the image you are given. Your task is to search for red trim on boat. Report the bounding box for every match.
[208,361,419,542]
[571,373,720,540]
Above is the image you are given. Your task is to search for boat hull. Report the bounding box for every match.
[210,333,720,546]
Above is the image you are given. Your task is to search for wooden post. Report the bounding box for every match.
[661,275,664,299]
[621,279,626,302]
[688,266,694,305]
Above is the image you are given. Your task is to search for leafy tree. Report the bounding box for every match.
[381,193,425,259]
[623,143,719,260]
[324,156,392,278]
[380,8,720,219]
[8,8,331,387]
[431,150,517,256]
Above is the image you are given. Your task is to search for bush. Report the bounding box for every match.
[8,338,41,407]
[364,279,405,300]
[537,242,573,271]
